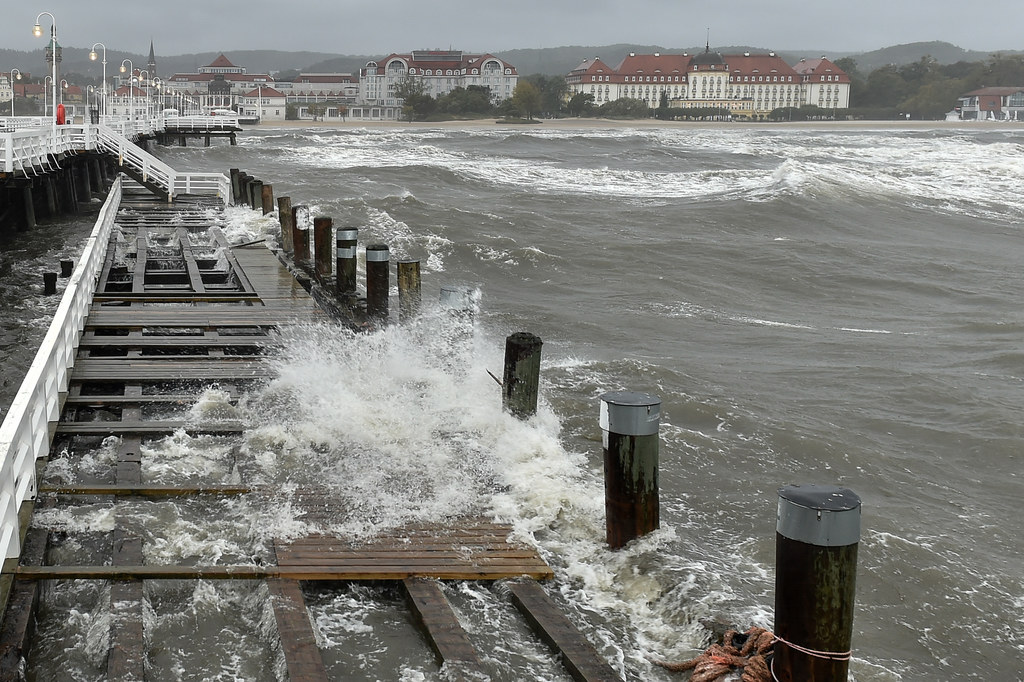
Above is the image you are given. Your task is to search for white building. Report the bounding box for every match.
[239,86,288,122]
[566,47,852,118]
[164,54,274,113]
[358,50,518,117]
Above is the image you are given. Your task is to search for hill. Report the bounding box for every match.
[2,41,1017,83]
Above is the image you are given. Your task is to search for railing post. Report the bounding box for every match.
[774,485,860,682]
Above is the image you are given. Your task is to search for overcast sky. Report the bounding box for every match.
[6,1,1020,57]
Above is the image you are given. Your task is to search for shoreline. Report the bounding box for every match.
[254,117,1023,131]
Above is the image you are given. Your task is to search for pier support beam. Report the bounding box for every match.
[21,185,37,230]
[774,485,860,682]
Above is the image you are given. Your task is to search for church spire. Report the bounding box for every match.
[148,40,157,77]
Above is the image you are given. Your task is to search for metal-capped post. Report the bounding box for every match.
[397,260,421,321]
[600,391,661,549]
[774,485,861,682]
[503,333,543,419]
[336,228,358,296]
[313,216,333,281]
[365,244,390,321]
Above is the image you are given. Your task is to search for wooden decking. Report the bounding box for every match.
[0,181,622,682]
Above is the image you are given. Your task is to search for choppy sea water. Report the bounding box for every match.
[3,122,1023,681]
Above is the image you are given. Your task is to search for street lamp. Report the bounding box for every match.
[8,69,21,117]
[138,70,151,124]
[44,75,52,119]
[89,42,107,118]
[33,11,58,144]
[120,59,134,132]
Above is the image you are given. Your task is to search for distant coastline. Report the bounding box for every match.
[257,118,1023,131]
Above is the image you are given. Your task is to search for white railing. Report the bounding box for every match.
[2,122,229,198]
[0,177,123,560]
[95,124,177,195]
[164,115,241,130]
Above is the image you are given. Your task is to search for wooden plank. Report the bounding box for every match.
[508,580,622,682]
[55,422,244,435]
[78,335,270,347]
[39,485,252,497]
[177,227,207,294]
[0,529,48,680]
[403,577,486,679]
[132,232,147,294]
[108,531,144,682]
[266,579,330,682]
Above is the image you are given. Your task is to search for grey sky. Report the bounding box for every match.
[5,0,1020,57]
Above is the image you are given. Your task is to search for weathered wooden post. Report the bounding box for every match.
[229,168,240,203]
[502,332,543,419]
[277,196,293,253]
[396,260,421,321]
[21,186,36,229]
[261,184,274,216]
[238,174,252,206]
[313,216,333,281]
[291,205,310,264]
[43,272,58,295]
[600,391,660,549]
[365,245,390,321]
[774,485,860,682]
[60,259,74,277]
[250,180,264,211]
[335,228,358,296]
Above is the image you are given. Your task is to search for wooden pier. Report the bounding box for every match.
[0,178,624,681]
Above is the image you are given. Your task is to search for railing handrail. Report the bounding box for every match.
[0,177,123,559]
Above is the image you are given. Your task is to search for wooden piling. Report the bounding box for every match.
[277,197,293,253]
[238,174,251,206]
[600,391,660,549]
[44,177,58,217]
[251,181,264,211]
[60,259,74,277]
[229,169,241,204]
[365,244,390,321]
[43,272,58,295]
[313,216,333,281]
[291,205,310,264]
[261,184,274,216]
[397,260,421,321]
[503,332,543,419]
[21,186,36,229]
[774,485,860,682]
[335,228,358,296]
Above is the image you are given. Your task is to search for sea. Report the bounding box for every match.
[1,121,1022,681]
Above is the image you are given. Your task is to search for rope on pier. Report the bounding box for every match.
[653,626,774,682]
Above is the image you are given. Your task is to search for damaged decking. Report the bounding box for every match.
[0,179,621,682]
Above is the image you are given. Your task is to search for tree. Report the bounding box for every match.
[523,74,567,116]
[566,92,595,117]
[597,97,651,119]
[394,74,435,122]
[510,81,542,120]
[437,86,493,115]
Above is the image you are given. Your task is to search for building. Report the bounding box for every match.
[238,86,288,122]
[565,46,851,118]
[956,87,1024,120]
[358,50,517,117]
[164,54,274,113]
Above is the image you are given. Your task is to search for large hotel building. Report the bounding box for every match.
[565,46,851,117]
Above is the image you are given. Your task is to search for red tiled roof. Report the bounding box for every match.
[615,53,691,75]
[243,86,286,97]
[793,58,850,82]
[207,54,237,68]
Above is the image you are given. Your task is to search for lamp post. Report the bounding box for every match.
[33,11,58,145]
[120,59,133,133]
[8,69,21,117]
[89,42,107,118]
[138,69,150,125]
[257,83,263,122]
[44,75,52,119]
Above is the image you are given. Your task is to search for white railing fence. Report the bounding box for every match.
[0,177,123,560]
